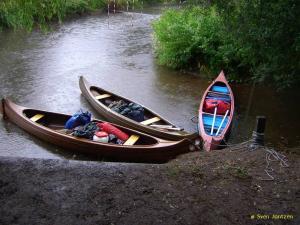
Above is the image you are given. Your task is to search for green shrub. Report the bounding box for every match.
[153,0,300,89]
[153,6,239,76]
[219,0,300,88]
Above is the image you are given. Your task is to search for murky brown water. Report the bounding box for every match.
[0,8,299,159]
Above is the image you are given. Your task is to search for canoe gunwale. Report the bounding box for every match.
[79,76,198,141]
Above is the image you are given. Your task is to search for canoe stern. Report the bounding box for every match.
[202,136,221,151]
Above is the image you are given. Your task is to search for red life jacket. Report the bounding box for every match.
[204,99,230,115]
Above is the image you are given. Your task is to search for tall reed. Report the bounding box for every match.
[0,0,107,31]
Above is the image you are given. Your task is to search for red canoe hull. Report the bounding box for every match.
[198,71,235,151]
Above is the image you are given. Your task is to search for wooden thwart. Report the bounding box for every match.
[123,135,140,145]
[95,94,111,100]
[30,114,44,122]
[208,91,229,96]
[141,117,161,125]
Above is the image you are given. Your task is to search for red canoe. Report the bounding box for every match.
[198,71,235,151]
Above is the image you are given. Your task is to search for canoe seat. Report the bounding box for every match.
[30,114,44,122]
[95,94,111,100]
[205,96,231,102]
[211,85,229,94]
[202,114,228,130]
[206,92,231,102]
[141,117,161,125]
[123,135,140,145]
[208,91,229,96]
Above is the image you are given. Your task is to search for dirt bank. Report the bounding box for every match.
[0,148,299,225]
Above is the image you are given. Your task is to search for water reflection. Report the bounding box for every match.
[232,84,300,147]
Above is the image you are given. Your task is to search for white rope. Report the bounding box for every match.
[190,114,289,182]
[260,148,289,181]
[203,138,289,181]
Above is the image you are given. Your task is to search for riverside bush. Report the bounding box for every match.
[152,7,239,77]
[221,0,300,88]
[153,0,300,89]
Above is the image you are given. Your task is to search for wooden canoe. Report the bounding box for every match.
[198,71,234,151]
[1,98,191,163]
[79,76,198,141]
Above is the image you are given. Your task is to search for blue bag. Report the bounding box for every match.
[65,109,92,129]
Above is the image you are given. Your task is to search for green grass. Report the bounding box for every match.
[223,164,251,179]
[0,0,107,31]
[167,164,204,182]
[0,0,169,31]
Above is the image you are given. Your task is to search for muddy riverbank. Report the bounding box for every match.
[1,147,299,225]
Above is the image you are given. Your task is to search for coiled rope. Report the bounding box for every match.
[225,139,289,181]
[261,147,289,181]
[202,138,289,181]
[191,115,289,181]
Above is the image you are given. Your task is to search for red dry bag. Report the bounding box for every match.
[97,122,129,141]
[204,99,230,115]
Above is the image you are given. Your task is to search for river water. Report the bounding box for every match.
[0,8,299,159]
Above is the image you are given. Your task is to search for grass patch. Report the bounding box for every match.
[0,0,170,31]
[0,0,106,31]
[166,164,182,178]
[223,164,251,179]
[167,164,204,182]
